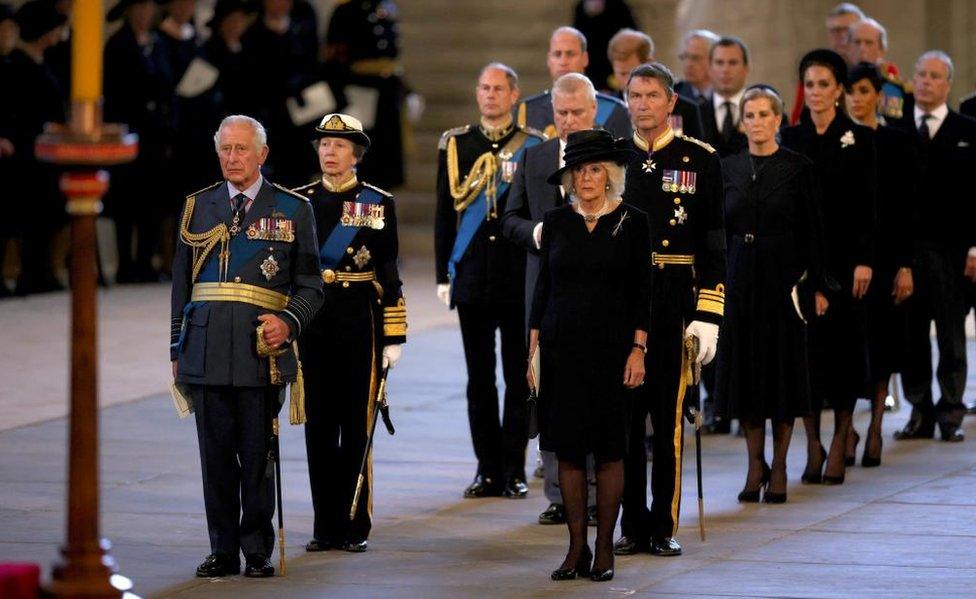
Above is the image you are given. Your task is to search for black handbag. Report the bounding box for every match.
[527,388,539,439]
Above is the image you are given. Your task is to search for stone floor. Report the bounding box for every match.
[1,265,975,598]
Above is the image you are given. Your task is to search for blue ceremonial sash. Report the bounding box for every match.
[319,186,384,269]
[448,133,541,286]
[596,96,616,127]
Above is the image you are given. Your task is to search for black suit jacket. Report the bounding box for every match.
[892,106,976,257]
[500,138,564,319]
[605,88,704,140]
[960,93,976,119]
[700,98,748,157]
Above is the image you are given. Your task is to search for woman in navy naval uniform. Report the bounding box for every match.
[781,50,877,486]
[295,113,407,553]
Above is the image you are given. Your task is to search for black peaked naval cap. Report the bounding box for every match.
[799,48,848,85]
[547,129,638,185]
[15,0,67,41]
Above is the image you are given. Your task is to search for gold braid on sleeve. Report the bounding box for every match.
[446,136,499,218]
[179,196,231,283]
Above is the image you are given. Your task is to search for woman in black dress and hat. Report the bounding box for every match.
[717,85,827,503]
[844,62,916,467]
[781,49,877,486]
[527,129,650,582]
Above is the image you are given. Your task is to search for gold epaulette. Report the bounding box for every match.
[438,125,471,150]
[273,182,309,202]
[292,180,319,195]
[185,180,222,200]
[696,284,725,317]
[677,134,716,154]
[383,297,407,337]
[519,124,548,140]
[362,182,392,197]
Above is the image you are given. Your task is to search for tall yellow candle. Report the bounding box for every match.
[71,0,103,103]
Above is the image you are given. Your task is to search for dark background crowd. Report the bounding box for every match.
[0,0,411,294]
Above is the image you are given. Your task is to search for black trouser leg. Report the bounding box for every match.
[237,387,276,558]
[498,302,529,479]
[647,316,685,541]
[456,302,503,479]
[620,392,650,542]
[302,341,342,543]
[343,375,373,542]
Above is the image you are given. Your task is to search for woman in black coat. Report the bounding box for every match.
[781,50,877,485]
[844,62,917,467]
[528,130,650,582]
[717,86,826,503]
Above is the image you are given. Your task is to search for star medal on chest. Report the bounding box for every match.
[674,205,688,224]
[642,156,657,174]
[260,251,280,281]
[353,245,371,269]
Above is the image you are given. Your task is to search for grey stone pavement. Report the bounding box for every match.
[2,260,976,598]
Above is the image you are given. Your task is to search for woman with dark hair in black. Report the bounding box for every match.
[844,62,917,467]
[781,49,877,486]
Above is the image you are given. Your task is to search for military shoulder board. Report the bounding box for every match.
[438,125,471,150]
[677,134,716,154]
[362,182,392,197]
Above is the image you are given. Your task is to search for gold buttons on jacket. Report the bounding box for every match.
[234,276,241,282]
[347,247,354,254]
[342,282,350,288]
[322,269,336,284]
[669,219,677,226]
[489,235,496,241]
[673,197,681,205]
[661,239,670,247]
[345,266,351,272]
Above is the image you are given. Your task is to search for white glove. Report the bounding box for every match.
[382,344,402,369]
[685,320,719,365]
[436,283,451,307]
[406,92,425,123]
[532,222,543,250]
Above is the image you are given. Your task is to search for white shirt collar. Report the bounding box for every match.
[713,88,746,114]
[915,103,948,138]
[228,175,264,202]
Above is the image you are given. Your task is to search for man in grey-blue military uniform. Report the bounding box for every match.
[170,115,323,579]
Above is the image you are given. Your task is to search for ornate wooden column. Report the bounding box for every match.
[35,0,138,596]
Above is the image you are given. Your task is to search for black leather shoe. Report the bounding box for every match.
[502,477,528,499]
[587,505,597,526]
[801,446,826,484]
[940,425,964,442]
[463,475,503,498]
[342,539,368,552]
[612,536,648,555]
[590,560,614,582]
[195,553,240,577]
[305,539,331,552]
[538,503,566,525]
[243,554,274,578]
[894,420,934,440]
[649,537,682,556]
[550,546,592,581]
[737,462,770,503]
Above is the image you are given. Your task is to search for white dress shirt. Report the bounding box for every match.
[713,88,746,133]
[914,102,948,139]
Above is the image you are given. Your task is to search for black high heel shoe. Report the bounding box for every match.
[801,446,827,484]
[551,546,592,581]
[845,430,860,467]
[862,433,882,467]
[590,556,614,582]
[737,462,771,503]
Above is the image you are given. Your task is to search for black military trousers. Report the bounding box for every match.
[902,246,969,428]
[191,385,277,559]
[622,273,692,542]
[301,320,376,544]
[456,301,529,481]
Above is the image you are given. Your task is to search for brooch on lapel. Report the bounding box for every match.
[611,210,630,237]
[260,254,279,281]
[353,245,371,269]
[246,212,295,242]
[840,130,855,148]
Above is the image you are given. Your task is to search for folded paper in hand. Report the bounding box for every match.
[176,58,219,98]
[287,82,337,126]
[170,381,193,419]
[530,347,541,395]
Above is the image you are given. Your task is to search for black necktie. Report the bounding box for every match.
[918,113,932,142]
[230,193,247,236]
[721,101,735,142]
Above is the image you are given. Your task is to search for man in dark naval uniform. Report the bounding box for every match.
[515,26,631,140]
[171,115,323,578]
[293,113,407,553]
[614,63,726,558]
[435,63,545,499]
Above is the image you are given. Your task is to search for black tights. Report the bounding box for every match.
[741,420,794,494]
[557,455,622,571]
